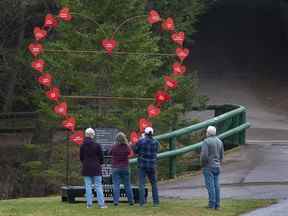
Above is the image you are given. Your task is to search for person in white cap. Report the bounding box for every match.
[200,126,224,210]
[133,127,160,207]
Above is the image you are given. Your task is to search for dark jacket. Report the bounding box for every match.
[133,135,160,169]
[80,137,104,176]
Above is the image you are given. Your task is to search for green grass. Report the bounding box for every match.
[0,197,275,216]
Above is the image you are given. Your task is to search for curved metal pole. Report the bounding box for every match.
[71,12,107,37]
[112,15,147,38]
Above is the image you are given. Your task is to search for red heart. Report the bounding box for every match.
[102,39,117,54]
[139,118,152,133]
[46,87,60,101]
[130,131,139,145]
[147,104,161,118]
[164,76,178,89]
[128,149,135,158]
[38,73,53,87]
[62,117,76,131]
[162,17,175,31]
[172,62,186,76]
[44,14,58,28]
[59,7,72,21]
[147,10,161,24]
[176,48,189,62]
[54,102,68,117]
[28,43,44,57]
[155,91,171,105]
[171,32,185,46]
[69,130,84,145]
[34,27,47,41]
[31,59,45,72]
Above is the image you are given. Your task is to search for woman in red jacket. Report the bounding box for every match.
[111,132,134,206]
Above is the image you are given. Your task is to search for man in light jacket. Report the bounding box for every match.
[200,126,224,210]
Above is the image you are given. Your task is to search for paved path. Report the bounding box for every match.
[242,199,288,216]
[181,0,288,214]
[159,142,288,215]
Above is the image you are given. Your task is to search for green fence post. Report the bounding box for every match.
[239,111,246,145]
[169,137,177,179]
[231,115,240,146]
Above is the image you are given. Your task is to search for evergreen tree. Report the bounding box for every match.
[29,0,206,134]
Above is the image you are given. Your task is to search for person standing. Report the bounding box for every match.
[80,128,107,209]
[111,132,134,206]
[200,126,224,210]
[133,127,160,207]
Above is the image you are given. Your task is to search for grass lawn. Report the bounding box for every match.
[0,197,275,216]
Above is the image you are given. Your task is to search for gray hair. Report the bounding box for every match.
[115,132,128,145]
[85,128,95,138]
[206,126,216,137]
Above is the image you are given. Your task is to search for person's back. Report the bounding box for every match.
[133,127,160,207]
[80,138,103,176]
[200,136,223,168]
[111,132,134,206]
[111,143,130,169]
[135,136,159,169]
[200,126,223,210]
[80,128,106,209]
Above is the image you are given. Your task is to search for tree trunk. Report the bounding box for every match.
[2,1,26,113]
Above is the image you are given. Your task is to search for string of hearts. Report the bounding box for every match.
[28,7,190,149]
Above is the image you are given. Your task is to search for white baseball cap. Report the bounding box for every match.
[144,127,154,135]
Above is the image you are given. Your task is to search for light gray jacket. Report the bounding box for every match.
[200,136,224,168]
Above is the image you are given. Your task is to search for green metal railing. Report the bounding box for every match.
[130,104,250,178]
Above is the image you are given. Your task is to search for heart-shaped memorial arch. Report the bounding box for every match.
[28,6,190,147]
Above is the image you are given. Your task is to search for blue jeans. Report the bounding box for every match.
[112,168,134,204]
[139,167,159,206]
[203,167,220,209]
[84,176,105,207]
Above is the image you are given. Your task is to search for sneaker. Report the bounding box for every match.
[100,205,108,209]
[86,205,92,209]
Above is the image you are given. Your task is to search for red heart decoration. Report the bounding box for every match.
[54,102,68,117]
[172,62,186,76]
[162,17,175,31]
[62,117,76,131]
[44,14,58,28]
[28,43,44,57]
[31,59,45,72]
[147,104,161,118]
[128,149,135,158]
[164,76,178,89]
[147,10,161,24]
[139,118,152,133]
[69,130,84,145]
[155,90,171,105]
[176,48,189,62]
[34,27,47,41]
[102,39,117,54]
[38,73,53,87]
[59,7,72,21]
[130,131,139,145]
[171,32,185,46]
[46,87,60,101]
